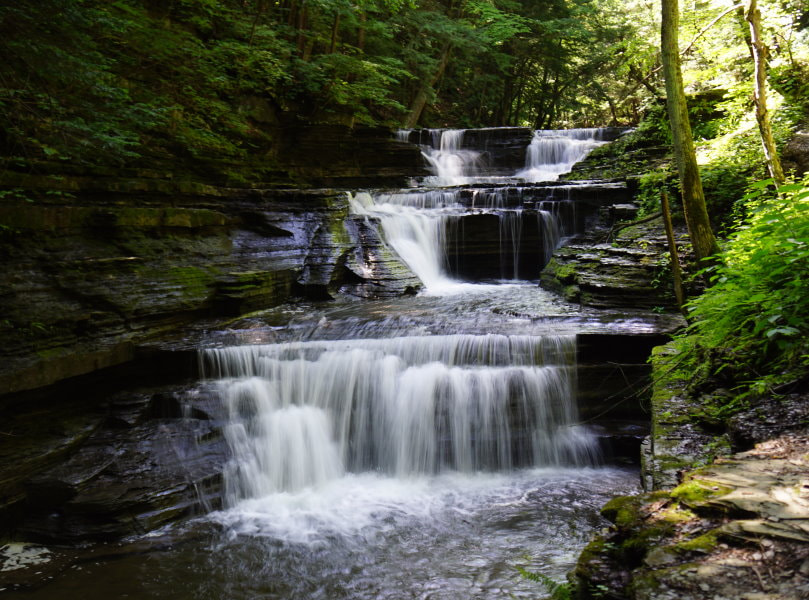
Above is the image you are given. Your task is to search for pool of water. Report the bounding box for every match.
[3,467,638,599]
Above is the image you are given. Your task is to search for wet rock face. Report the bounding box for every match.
[640,345,809,493]
[276,124,427,187]
[0,187,420,397]
[541,218,687,311]
[439,182,632,281]
[444,212,549,280]
[11,384,228,542]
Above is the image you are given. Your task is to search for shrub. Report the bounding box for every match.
[675,176,809,401]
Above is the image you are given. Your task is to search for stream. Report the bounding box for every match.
[2,128,644,599]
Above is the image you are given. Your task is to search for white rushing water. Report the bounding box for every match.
[202,334,595,506]
[349,189,568,292]
[415,127,607,186]
[516,129,608,182]
[356,128,605,291]
[422,129,485,186]
[183,126,625,599]
[349,191,461,292]
[3,127,639,600]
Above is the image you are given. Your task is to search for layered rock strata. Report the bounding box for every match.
[0,183,420,398]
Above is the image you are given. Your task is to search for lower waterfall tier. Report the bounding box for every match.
[202,334,597,501]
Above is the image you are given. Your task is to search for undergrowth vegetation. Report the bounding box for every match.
[672,176,809,411]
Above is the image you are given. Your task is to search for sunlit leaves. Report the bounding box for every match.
[679,176,809,397]
[465,0,530,44]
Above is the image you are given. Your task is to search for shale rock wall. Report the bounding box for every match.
[0,126,426,538]
[0,125,425,399]
[0,183,424,398]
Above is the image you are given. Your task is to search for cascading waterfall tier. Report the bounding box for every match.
[349,186,575,287]
[517,128,608,182]
[201,334,596,503]
[349,127,614,288]
[404,126,608,186]
[421,129,485,186]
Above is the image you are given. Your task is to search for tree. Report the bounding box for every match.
[660,0,719,263]
[743,0,786,184]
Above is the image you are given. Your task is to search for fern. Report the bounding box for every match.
[516,566,572,600]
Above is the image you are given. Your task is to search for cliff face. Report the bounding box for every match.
[0,128,424,398]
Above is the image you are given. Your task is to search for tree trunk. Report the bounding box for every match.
[661,0,719,263]
[288,0,297,28]
[329,12,340,54]
[357,11,366,52]
[403,43,451,129]
[296,0,308,58]
[662,191,686,311]
[745,0,786,184]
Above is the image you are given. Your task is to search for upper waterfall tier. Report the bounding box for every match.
[348,181,629,290]
[398,126,628,186]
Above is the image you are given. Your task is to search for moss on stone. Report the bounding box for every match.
[619,522,678,562]
[671,478,733,507]
[601,492,670,528]
[626,569,664,598]
[674,530,720,554]
[35,346,67,360]
[167,266,215,301]
[553,261,578,283]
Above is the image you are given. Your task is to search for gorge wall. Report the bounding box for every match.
[0,126,425,398]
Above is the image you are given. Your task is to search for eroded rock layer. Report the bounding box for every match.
[0,184,421,397]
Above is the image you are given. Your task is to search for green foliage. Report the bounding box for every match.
[516,566,571,600]
[693,84,804,231]
[770,62,809,115]
[675,177,809,403]
[636,170,677,216]
[0,0,806,180]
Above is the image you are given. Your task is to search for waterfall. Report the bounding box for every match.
[499,209,523,279]
[351,127,615,289]
[422,129,484,186]
[517,128,607,182]
[349,191,457,291]
[396,129,412,142]
[181,125,633,597]
[202,334,596,503]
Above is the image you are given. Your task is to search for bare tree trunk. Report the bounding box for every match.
[329,11,340,54]
[745,0,786,184]
[404,43,451,129]
[296,0,308,58]
[661,0,719,263]
[288,0,297,28]
[357,11,366,52]
[662,191,686,311]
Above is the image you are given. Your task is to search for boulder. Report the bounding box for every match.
[782,132,809,177]
[17,386,228,542]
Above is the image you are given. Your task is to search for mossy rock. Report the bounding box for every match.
[672,529,720,554]
[601,491,670,528]
[670,477,734,508]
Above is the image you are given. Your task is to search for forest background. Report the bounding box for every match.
[0,0,804,172]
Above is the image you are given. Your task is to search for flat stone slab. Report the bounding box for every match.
[575,431,809,600]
